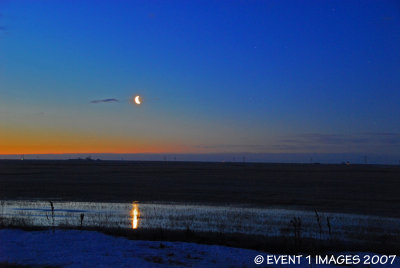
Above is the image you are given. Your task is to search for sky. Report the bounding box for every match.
[0,1,400,163]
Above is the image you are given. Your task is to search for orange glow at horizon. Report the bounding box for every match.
[131,203,140,229]
[0,128,194,155]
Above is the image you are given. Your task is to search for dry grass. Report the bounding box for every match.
[2,211,400,255]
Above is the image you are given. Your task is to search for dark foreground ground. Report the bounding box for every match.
[1,160,400,217]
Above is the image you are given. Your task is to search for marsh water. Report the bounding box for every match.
[1,200,399,243]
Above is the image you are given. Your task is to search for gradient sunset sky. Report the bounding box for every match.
[0,1,399,160]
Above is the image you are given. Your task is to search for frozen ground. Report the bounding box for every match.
[0,229,399,267]
[0,228,265,267]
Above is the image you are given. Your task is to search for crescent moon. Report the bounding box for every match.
[134,95,141,105]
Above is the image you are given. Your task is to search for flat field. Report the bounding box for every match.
[0,160,399,217]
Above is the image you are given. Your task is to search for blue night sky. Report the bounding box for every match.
[0,1,399,163]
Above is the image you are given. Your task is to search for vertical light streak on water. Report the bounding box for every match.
[131,202,140,229]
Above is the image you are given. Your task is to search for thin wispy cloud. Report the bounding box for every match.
[195,144,266,149]
[194,132,400,154]
[90,98,119,104]
[364,132,400,145]
[278,132,400,151]
[283,133,368,145]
